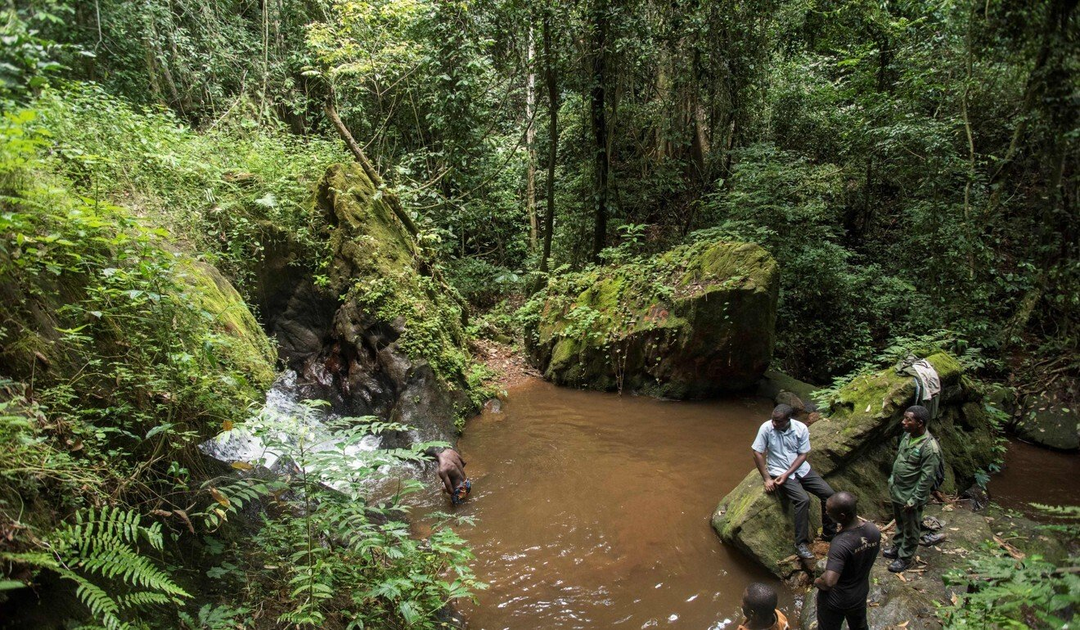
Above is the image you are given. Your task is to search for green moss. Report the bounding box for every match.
[527,239,779,396]
[175,259,276,391]
[317,164,487,420]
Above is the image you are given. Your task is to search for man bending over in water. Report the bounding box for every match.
[435,448,471,505]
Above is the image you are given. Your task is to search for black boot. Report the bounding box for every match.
[887,557,911,573]
[882,546,899,559]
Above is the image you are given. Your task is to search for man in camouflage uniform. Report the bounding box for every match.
[883,405,943,573]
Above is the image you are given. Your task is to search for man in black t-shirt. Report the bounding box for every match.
[813,492,880,630]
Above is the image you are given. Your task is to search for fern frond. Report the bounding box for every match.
[87,545,190,597]
[51,506,191,628]
[59,568,127,630]
[117,590,172,608]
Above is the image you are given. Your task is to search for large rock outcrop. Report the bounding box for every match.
[711,352,997,577]
[256,163,481,444]
[526,241,779,398]
[1013,391,1079,451]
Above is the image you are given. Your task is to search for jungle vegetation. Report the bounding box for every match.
[0,0,1076,627]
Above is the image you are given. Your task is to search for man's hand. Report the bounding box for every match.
[815,569,840,591]
[763,478,777,493]
[774,473,789,487]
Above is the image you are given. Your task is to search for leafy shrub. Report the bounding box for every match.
[201,403,485,628]
[701,143,935,381]
[32,82,345,295]
[445,257,521,309]
[939,505,1079,630]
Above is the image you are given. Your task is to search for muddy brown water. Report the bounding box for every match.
[412,379,794,630]
[990,438,1080,518]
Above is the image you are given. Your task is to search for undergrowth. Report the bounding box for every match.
[1,92,481,628]
[197,402,484,628]
[938,505,1080,628]
[31,82,346,296]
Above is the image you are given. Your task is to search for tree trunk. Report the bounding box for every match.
[539,12,558,274]
[589,0,609,262]
[986,0,1077,216]
[526,26,539,252]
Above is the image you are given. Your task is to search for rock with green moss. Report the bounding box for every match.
[176,259,277,391]
[1014,392,1079,451]
[265,164,484,443]
[526,241,779,398]
[756,369,820,412]
[711,353,998,577]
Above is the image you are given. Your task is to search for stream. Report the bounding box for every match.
[201,374,1079,629]
[990,438,1080,518]
[410,379,792,630]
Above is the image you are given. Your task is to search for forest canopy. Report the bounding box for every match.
[3,0,1076,382]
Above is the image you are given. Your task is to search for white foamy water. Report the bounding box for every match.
[199,370,385,490]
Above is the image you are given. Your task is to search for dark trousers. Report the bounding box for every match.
[780,469,837,545]
[892,501,923,560]
[817,593,869,630]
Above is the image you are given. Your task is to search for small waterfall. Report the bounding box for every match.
[200,370,385,486]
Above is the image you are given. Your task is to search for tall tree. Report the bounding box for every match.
[539,6,558,274]
[588,0,610,260]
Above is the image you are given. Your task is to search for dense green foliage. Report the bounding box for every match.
[11,0,1074,383]
[1,0,1077,626]
[0,97,478,627]
[31,82,344,294]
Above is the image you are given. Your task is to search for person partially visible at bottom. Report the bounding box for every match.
[885,404,943,572]
[434,448,471,505]
[737,582,790,630]
[814,491,881,630]
[752,404,838,560]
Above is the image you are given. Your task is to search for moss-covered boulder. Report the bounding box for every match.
[1014,392,1079,451]
[526,241,779,398]
[263,164,483,442]
[711,353,997,577]
[176,259,277,389]
[0,211,276,443]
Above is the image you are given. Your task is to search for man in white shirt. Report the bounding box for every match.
[752,404,837,559]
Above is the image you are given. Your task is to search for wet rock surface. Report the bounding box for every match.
[1013,391,1079,451]
[756,369,820,412]
[527,240,779,398]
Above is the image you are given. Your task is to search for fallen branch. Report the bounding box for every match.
[324,99,419,238]
[993,535,1026,560]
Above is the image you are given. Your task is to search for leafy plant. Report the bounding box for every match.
[212,403,486,629]
[3,506,190,630]
[939,548,1079,629]
[938,504,1079,628]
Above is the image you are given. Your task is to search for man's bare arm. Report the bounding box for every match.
[753,450,777,492]
[814,569,840,591]
[438,468,454,494]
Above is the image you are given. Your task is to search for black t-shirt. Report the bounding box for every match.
[820,521,881,610]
